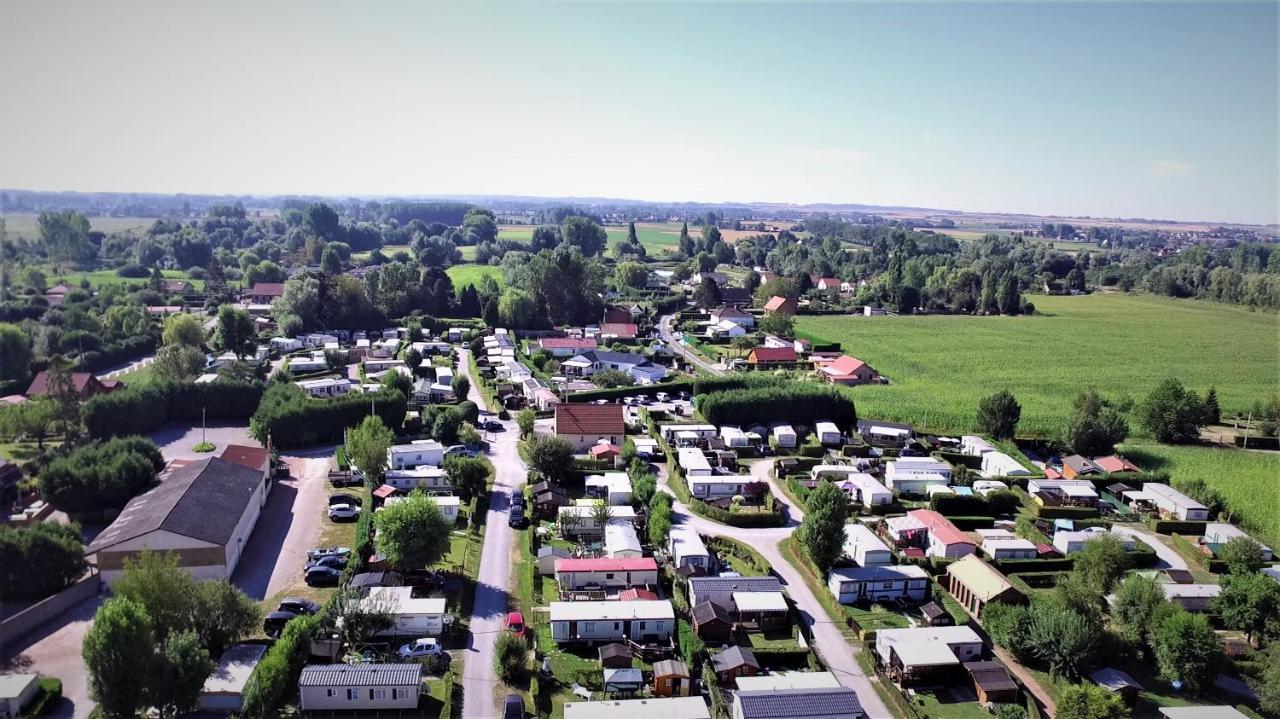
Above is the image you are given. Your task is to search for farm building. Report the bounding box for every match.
[885,458,953,494]
[548,600,675,644]
[87,455,271,583]
[297,664,421,711]
[762,296,798,315]
[828,565,930,604]
[843,523,893,566]
[556,403,626,453]
[945,555,1025,616]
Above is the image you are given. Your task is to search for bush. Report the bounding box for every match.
[38,437,162,513]
[115,264,150,278]
[493,632,527,683]
[930,493,992,516]
[20,678,63,719]
[696,382,856,428]
[250,383,407,449]
[75,334,159,373]
[996,558,1077,574]
[0,523,86,599]
[1147,519,1209,535]
[83,381,265,439]
[240,612,320,718]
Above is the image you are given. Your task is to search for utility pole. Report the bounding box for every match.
[1243,412,1253,450]
[201,407,207,446]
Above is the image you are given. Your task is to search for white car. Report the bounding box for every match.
[398,638,443,660]
[328,504,361,521]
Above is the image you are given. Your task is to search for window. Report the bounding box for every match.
[347,689,359,701]
[326,689,337,698]
[370,689,388,701]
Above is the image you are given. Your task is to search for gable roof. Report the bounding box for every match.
[719,287,752,305]
[691,600,731,626]
[1093,455,1141,473]
[248,282,285,297]
[87,457,263,554]
[748,347,797,363]
[25,371,101,397]
[653,659,689,678]
[736,688,862,719]
[1062,454,1102,475]
[965,661,1017,693]
[556,403,625,436]
[713,305,751,318]
[540,337,598,351]
[600,322,638,337]
[219,444,269,472]
[711,645,758,671]
[946,555,1021,602]
[763,296,796,312]
[908,509,976,548]
[824,355,869,376]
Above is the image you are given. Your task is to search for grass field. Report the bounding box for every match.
[42,267,205,290]
[446,263,503,289]
[2,213,155,240]
[1120,441,1280,546]
[798,293,1279,437]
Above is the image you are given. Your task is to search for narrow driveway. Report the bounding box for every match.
[658,314,724,375]
[655,460,893,719]
[457,349,529,719]
[2,595,102,719]
[95,352,156,381]
[232,451,334,600]
[1111,525,1189,571]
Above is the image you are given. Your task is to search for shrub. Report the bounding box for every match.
[250,383,406,449]
[695,382,856,428]
[493,632,527,683]
[38,437,161,513]
[240,612,320,718]
[0,523,86,599]
[115,263,150,278]
[83,381,265,439]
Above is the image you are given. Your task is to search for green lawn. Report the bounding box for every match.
[2,213,155,240]
[43,267,205,290]
[446,263,504,289]
[1120,441,1280,546]
[798,293,1279,436]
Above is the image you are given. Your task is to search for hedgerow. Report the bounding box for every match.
[695,382,856,428]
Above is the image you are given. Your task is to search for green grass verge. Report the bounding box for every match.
[446,263,504,289]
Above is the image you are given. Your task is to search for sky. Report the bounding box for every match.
[1,1,1277,224]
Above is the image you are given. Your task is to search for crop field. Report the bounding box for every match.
[446,263,503,289]
[2,212,155,240]
[797,293,1279,437]
[1120,442,1280,546]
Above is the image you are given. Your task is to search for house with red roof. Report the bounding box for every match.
[25,372,123,400]
[245,282,285,304]
[819,355,881,385]
[556,403,625,452]
[1093,455,1142,474]
[537,337,598,358]
[816,277,843,291]
[908,509,977,559]
[762,296,797,315]
[746,347,797,365]
[598,323,639,340]
[554,557,659,592]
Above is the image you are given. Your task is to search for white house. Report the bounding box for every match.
[843,523,893,566]
[677,448,713,477]
[563,351,668,384]
[706,319,747,339]
[297,664,421,712]
[771,425,798,449]
[555,557,660,591]
[0,675,40,719]
[1053,528,1137,555]
[815,421,843,445]
[960,435,997,456]
[386,440,444,470]
[982,538,1038,560]
[431,495,461,524]
[980,451,1031,478]
[270,337,304,353]
[556,404,626,453]
[885,458,954,495]
[720,426,750,448]
[1141,483,1211,521]
[383,467,450,493]
[87,454,271,583]
[297,377,353,398]
[361,586,447,636]
[828,565,930,604]
[875,625,984,671]
[910,510,977,559]
[668,525,712,572]
[1028,479,1099,503]
[710,306,755,328]
[200,644,267,713]
[1204,523,1273,561]
[687,474,747,499]
[287,351,329,373]
[549,600,675,644]
[586,472,633,506]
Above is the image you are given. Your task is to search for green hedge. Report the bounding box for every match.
[946,516,997,530]
[83,380,265,439]
[1035,505,1101,519]
[240,613,321,718]
[935,451,983,470]
[997,558,1075,574]
[18,678,62,719]
[691,498,787,527]
[563,373,784,403]
[1147,519,1210,535]
[250,383,407,449]
[696,383,856,428]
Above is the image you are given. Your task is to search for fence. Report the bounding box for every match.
[0,570,101,656]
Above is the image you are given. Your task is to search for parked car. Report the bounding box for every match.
[329,504,361,521]
[507,504,527,529]
[329,493,361,507]
[306,555,348,571]
[263,611,297,638]
[304,566,342,587]
[482,419,503,432]
[307,546,352,561]
[505,611,525,638]
[502,695,524,719]
[444,444,477,458]
[398,637,443,661]
[510,491,525,509]
[277,597,321,615]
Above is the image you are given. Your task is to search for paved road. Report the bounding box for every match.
[2,595,102,719]
[1111,525,1189,571]
[232,451,334,600]
[457,349,529,719]
[658,314,725,376]
[94,352,156,381]
[655,459,894,719]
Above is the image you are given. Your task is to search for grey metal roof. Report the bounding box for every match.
[87,457,263,554]
[737,688,863,719]
[711,645,758,672]
[689,576,782,594]
[298,663,422,687]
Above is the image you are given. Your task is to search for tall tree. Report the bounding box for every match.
[559,216,608,256]
[1214,571,1280,641]
[151,630,213,719]
[161,313,205,348]
[38,209,94,267]
[1139,377,1206,444]
[347,415,395,486]
[215,305,255,358]
[1216,536,1266,575]
[45,356,81,440]
[526,435,574,483]
[1201,387,1221,424]
[1064,389,1129,456]
[1110,574,1167,646]
[797,481,848,574]
[1151,609,1221,692]
[1071,534,1131,594]
[373,490,453,569]
[1028,603,1099,680]
[83,597,156,719]
[976,390,1022,440]
[152,344,206,383]
[0,323,32,385]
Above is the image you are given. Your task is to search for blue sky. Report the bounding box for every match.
[1,1,1276,223]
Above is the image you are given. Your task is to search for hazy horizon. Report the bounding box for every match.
[2,1,1277,225]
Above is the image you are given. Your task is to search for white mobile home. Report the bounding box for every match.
[1141,483,1211,521]
[604,520,643,559]
[815,421,843,445]
[687,474,747,499]
[557,505,638,536]
[972,480,1009,497]
[386,440,444,470]
[660,424,718,444]
[383,467,449,492]
[720,426,750,448]
[980,451,1031,478]
[549,600,675,644]
[297,664,421,712]
[586,472,633,506]
[361,587,447,636]
[200,644,267,713]
[1204,523,1273,561]
[668,525,712,571]
[771,425,798,448]
[555,557,660,591]
[843,523,893,566]
[875,625,984,670]
[885,458,954,495]
[1052,528,1136,555]
[270,337,304,353]
[828,565,930,604]
[960,435,997,456]
[982,538,1038,560]
[297,377,353,398]
[677,448,713,478]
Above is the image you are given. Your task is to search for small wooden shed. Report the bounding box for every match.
[691,601,732,642]
[653,659,691,697]
[599,643,632,669]
[965,661,1019,704]
[710,646,760,688]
